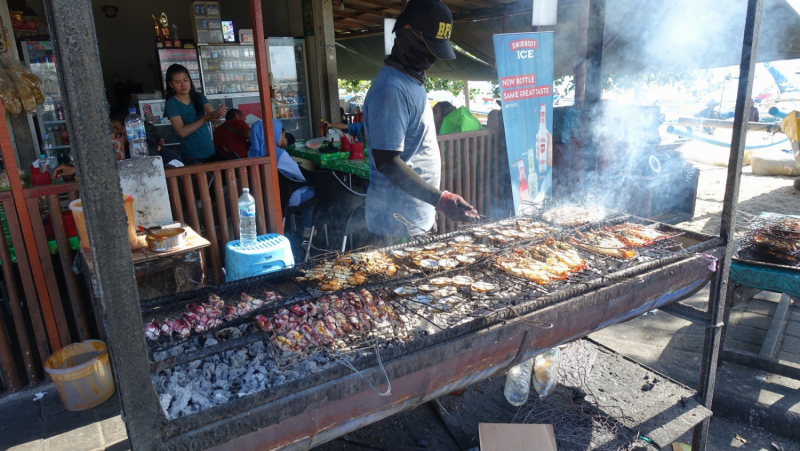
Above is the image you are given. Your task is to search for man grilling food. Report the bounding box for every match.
[363,0,479,246]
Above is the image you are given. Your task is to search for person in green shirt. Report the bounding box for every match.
[164,64,226,164]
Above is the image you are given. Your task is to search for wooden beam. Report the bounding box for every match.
[456,0,502,8]
[356,0,402,13]
[340,3,392,17]
[335,19,374,30]
[336,28,386,40]
[334,11,384,25]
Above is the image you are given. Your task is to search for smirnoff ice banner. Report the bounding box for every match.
[492,32,553,215]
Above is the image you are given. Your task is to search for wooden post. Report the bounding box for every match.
[251,0,283,234]
[464,81,470,111]
[573,0,589,108]
[315,0,341,123]
[43,0,164,447]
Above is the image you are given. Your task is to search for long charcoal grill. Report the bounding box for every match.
[142,212,723,451]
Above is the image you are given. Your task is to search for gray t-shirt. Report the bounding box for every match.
[364,66,441,237]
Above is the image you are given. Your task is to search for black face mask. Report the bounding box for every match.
[386,28,438,83]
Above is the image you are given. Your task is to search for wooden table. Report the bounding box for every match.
[721,212,800,379]
[78,226,210,339]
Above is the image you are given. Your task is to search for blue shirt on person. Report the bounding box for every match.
[164,93,216,161]
[346,122,363,137]
[363,66,441,237]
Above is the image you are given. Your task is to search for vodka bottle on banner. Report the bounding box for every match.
[238,188,257,248]
[526,148,538,202]
[125,108,149,158]
[516,159,529,204]
[536,104,550,182]
[504,358,534,406]
[533,347,560,400]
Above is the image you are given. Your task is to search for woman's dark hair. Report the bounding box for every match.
[144,121,162,151]
[435,101,457,119]
[165,64,203,114]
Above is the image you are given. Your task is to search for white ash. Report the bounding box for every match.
[153,305,430,419]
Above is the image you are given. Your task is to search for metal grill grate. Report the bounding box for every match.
[143,211,715,374]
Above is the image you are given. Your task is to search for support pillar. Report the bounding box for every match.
[581,0,606,189]
[309,0,340,127]
[584,0,605,109]
[42,0,163,448]
[692,0,763,450]
[251,0,283,234]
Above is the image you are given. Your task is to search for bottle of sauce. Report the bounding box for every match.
[59,125,70,145]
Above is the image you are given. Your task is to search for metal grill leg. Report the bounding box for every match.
[692,0,763,449]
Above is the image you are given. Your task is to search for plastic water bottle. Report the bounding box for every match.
[238,188,257,248]
[125,108,149,159]
[37,154,48,173]
[533,348,560,400]
[504,358,534,406]
[42,134,57,173]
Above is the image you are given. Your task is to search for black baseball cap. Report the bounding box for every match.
[394,0,456,60]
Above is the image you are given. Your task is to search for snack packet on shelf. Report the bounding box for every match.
[6,61,45,105]
[15,83,36,114]
[0,67,22,115]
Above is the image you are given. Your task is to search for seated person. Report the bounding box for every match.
[249,119,316,238]
[54,121,182,179]
[213,109,251,158]
[432,101,457,134]
[487,109,504,130]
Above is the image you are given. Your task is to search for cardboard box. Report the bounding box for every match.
[479,423,557,451]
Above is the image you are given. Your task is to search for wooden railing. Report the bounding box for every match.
[0,189,56,393]
[436,128,512,234]
[164,157,281,284]
[24,183,90,350]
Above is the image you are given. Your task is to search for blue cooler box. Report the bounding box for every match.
[225,234,294,282]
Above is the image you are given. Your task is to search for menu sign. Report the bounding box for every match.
[492,32,553,215]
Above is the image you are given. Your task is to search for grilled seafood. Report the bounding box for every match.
[570,231,635,259]
[145,319,160,341]
[773,217,800,234]
[174,319,191,338]
[753,232,800,254]
[259,290,403,355]
[542,206,605,227]
[608,223,673,247]
[394,286,418,297]
[471,282,497,293]
[297,251,396,290]
[255,315,271,332]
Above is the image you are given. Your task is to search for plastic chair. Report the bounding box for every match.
[299,166,366,249]
[278,172,314,233]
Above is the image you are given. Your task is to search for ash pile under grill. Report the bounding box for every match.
[146,210,701,419]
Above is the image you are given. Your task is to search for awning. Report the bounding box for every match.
[336,36,498,81]
[336,0,800,81]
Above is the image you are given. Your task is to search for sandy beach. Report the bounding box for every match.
[675,139,800,236]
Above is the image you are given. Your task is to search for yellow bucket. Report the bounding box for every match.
[44,340,116,411]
